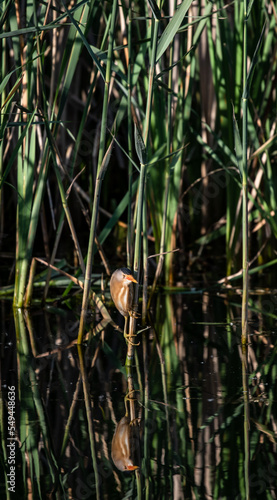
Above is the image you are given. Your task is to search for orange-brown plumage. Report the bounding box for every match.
[110,268,137,317]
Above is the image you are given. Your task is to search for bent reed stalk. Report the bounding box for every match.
[77,0,118,343]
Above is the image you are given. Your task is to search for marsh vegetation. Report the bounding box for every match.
[1,0,277,498]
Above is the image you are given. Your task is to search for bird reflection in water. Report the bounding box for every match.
[111,396,140,472]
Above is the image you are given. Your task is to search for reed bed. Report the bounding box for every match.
[1,1,277,498]
[0,0,276,307]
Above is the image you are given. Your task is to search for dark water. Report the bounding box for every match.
[1,288,277,499]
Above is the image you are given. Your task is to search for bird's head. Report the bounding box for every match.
[113,268,138,286]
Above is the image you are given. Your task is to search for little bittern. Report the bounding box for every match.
[110,268,138,345]
[110,268,137,317]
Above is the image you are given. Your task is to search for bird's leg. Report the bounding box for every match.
[129,417,140,427]
[129,309,140,319]
[123,316,140,346]
[124,389,137,405]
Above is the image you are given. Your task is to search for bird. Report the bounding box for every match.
[110,268,139,344]
[111,414,140,472]
[110,268,137,317]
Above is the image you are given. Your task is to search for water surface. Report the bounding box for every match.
[1,288,277,499]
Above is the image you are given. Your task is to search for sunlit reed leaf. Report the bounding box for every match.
[246,0,256,18]
[250,134,277,159]
[134,124,146,166]
[0,70,22,107]
[232,107,243,179]
[156,0,193,62]
[243,22,266,99]
[98,138,114,179]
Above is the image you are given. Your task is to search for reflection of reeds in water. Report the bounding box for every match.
[1,292,277,498]
[0,0,275,314]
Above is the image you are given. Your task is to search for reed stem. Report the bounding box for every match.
[127,7,133,269]
[242,0,249,497]
[241,0,249,345]
[78,0,118,342]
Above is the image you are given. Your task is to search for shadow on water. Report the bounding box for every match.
[1,289,277,499]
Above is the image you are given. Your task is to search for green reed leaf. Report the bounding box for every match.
[134,124,147,166]
[156,0,193,62]
[232,107,243,178]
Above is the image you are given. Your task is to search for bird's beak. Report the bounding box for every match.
[127,465,139,471]
[126,274,138,284]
